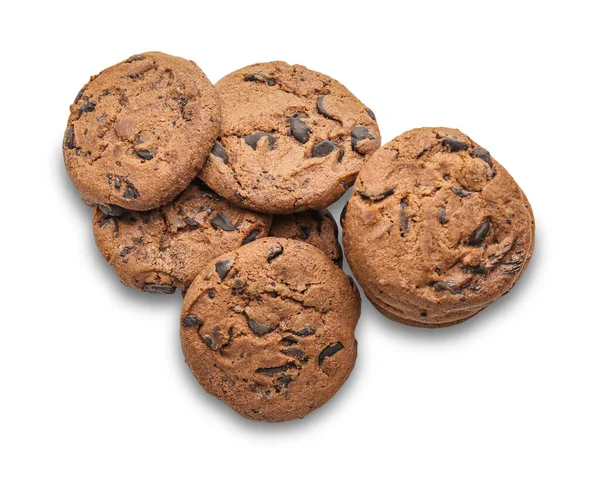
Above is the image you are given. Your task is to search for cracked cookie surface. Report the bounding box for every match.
[93,181,271,293]
[199,61,380,214]
[63,52,220,211]
[269,209,342,266]
[343,127,535,327]
[180,238,360,421]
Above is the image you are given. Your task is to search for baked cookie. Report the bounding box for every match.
[343,127,535,327]
[93,181,272,293]
[64,52,220,211]
[199,61,381,214]
[269,209,342,266]
[180,238,360,421]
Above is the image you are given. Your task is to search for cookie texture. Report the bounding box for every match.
[343,127,535,327]
[180,238,360,421]
[93,181,272,293]
[269,209,342,266]
[64,52,220,211]
[199,61,381,214]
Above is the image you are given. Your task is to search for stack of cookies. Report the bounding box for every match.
[63,52,534,422]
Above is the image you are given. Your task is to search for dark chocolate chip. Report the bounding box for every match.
[471,147,492,166]
[275,375,292,392]
[358,188,395,201]
[340,201,349,226]
[462,265,488,274]
[125,55,145,63]
[244,132,276,150]
[202,335,214,349]
[317,95,335,120]
[312,140,338,157]
[299,225,311,240]
[351,126,375,153]
[211,142,228,164]
[119,246,133,257]
[99,216,118,231]
[502,262,523,275]
[242,229,262,245]
[78,100,96,118]
[281,348,307,361]
[280,336,298,345]
[452,187,470,198]
[267,245,284,262]
[215,258,232,281]
[244,73,276,86]
[417,147,430,159]
[442,137,469,152]
[246,317,275,336]
[184,217,199,227]
[64,125,75,149]
[432,281,458,292]
[74,88,86,104]
[288,326,316,337]
[135,150,154,160]
[98,203,125,217]
[182,315,203,328]
[290,114,311,144]
[123,182,140,200]
[256,365,290,376]
[318,342,344,366]
[438,208,448,224]
[400,198,409,236]
[211,213,237,231]
[366,107,376,120]
[468,221,491,246]
[143,284,176,294]
[207,289,216,299]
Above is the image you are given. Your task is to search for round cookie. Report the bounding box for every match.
[180,238,361,422]
[199,61,381,214]
[343,127,535,327]
[93,181,272,293]
[64,52,220,211]
[269,209,343,266]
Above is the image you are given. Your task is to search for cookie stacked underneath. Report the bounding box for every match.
[63,54,534,421]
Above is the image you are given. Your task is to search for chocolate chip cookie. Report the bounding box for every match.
[343,127,535,327]
[199,61,381,214]
[180,238,360,421]
[269,209,342,266]
[93,181,272,293]
[64,52,220,211]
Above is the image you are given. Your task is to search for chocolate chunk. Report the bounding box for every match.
[468,221,491,246]
[244,132,276,150]
[244,73,276,86]
[351,126,375,153]
[98,203,125,217]
[462,265,488,274]
[452,187,470,198]
[123,181,140,200]
[290,114,311,144]
[340,201,349,226]
[242,229,262,245]
[318,342,344,366]
[275,375,292,392]
[358,188,395,201]
[312,140,338,157]
[267,245,283,262]
[78,100,96,118]
[143,284,176,294]
[182,315,203,328]
[246,317,275,336]
[400,198,409,236]
[432,281,458,292]
[366,107,376,120]
[280,336,298,345]
[207,289,216,299]
[125,55,145,63]
[211,142,228,164]
[442,137,469,152]
[300,225,311,240]
[211,213,237,231]
[119,246,133,257]
[438,208,448,224]
[317,96,335,120]
[215,258,232,281]
[99,216,118,231]
[471,147,492,166]
[135,150,154,160]
[184,217,199,227]
[74,88,86,104]
[288,326,316,337]
[64,125,75,149]
[256,365,290,376]
[281,347,307,361]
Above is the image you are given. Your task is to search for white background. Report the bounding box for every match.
[1,1,599,477]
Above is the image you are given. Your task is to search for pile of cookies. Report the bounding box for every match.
[63,52,534,422]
